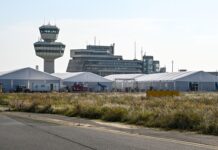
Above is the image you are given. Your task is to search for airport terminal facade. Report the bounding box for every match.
[67,44,163,76]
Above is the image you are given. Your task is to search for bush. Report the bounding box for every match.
[126,111,154,125]
[168,111,202,130]
[101,106,128,122]
[201,123,218,135]
[52,107,69,115]
[64,106,80,117]
[36,104,53,113]
[22,102,39,112]
[79,105,102,119]
[0,99,8,106]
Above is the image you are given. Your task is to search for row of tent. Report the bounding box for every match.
[105,71,218,92]
[0,67,218,92]
[0,67,111,92]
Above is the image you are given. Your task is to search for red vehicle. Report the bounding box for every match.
[71,83,88,92]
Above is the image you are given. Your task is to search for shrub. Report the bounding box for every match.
[22,102,39,112]
[64,106,80,117]
[0,99,8,106]
[168,111,202,130]
[201,122,218,135]
[101,106,128,122]
[126,111,154,125]
[79,105,102,119]
[52,106,69,115]
[36,104,53,113]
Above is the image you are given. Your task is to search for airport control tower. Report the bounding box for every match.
[34,24,65,73]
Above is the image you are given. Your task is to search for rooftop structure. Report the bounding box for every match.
[34,24,65,73]
[67,44,163,76]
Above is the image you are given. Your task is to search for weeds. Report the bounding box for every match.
[0,92,218,135]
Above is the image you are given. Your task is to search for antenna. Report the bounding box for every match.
[94,36,96,45]
[172,60,174,72]
[141,46,143,59]
[134,42,137,60]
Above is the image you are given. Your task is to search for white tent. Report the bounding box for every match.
[0,67,60,92]
[52,72,112,91]
[136,71,218,91]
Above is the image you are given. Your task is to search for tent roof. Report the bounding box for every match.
[0,68,22,76]
[52,72,112,83]
[0,67,60,80]
[52,72,84,80]
[105,74,144,81]
[136,71,218,82]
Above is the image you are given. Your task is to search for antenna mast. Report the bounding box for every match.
[141,47,143,60]
[94,36,96,45]
[172,60,174,72]
[134,42,137,60]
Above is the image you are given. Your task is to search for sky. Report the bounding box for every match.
[1,0,218,72]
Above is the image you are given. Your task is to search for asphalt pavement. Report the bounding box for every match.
[0,112,217,150]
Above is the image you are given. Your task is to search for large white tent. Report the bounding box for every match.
[52,72,112,92]
[105,71,218,92]
[136,71,218,91]
[0,67,61,92]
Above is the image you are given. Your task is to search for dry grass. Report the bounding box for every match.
[0,92,218,135]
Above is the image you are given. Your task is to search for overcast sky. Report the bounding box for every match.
[1,0,218,72]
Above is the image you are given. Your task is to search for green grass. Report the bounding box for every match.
[0,92,218,135]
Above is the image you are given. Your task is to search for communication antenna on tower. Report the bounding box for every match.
[144,50,146,56]
[134,42,137,60]
[141,47,143,59]
[172,60,174,72]
[94,36,96,45]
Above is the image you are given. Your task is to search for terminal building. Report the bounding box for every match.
[67,44,164,76]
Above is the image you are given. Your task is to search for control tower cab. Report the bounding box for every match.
[34,24,65,73]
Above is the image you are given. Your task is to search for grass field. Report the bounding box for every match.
[0,92,217,135]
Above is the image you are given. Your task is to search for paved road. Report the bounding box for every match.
[0,112,218,150]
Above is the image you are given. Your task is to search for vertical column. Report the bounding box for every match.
[10,80,14,90]
[27,80,30,89]
[44,59,55,73]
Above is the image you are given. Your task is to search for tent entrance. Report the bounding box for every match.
[0,83,2,93]
[50,84,54,91]
[189,82,198,91]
